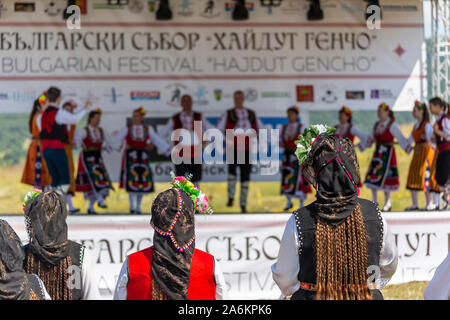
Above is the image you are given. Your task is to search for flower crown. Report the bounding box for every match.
[169,172,213,214]
[340,106,351,116]
[136,107,146,116]
[38,92,47,105]
[295,124,336,165]
[66,99,78,109]
[95,107,102,114]
[22,189,42,213]
[379,103,390,111]
[414,100,426,109]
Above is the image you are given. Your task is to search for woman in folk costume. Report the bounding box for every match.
[117,107,171,215]
[280,106,311,210]
[21,92,51,189]
[335,106,368,188]
[114,174,226,300]
[0,219,50,300]
[429,97,450,208]
[75,108,114,215]
[405,101,438,211]
[23,190,101,300]
[62,100,80,214]
[358,103,411,212]
[272,125,398,300]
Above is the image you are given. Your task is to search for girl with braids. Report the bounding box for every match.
[358,103,411,212]
[23,191,101,300]
[272,125,398,300]
[429,97,450,209]
[0,219,50,300]
[75,108,114,215]
[405,101,438,211]
[21,92,51,189]
[114,174,226,300]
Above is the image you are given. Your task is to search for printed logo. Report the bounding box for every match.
[0,1,7,18]
[260,0,282,14]
[224,1,254,12]
[193,85,209,105]
[128,0,143,13]
[345,90,365,100]
[14,2,36,12]
[213,89,222,101]
[261,91,290,99]
[177,0,193,16]
[165,83,190,107]
[93,0,126,10]
[281,0,306,14]
[12,90,38,102]
[370,89,394,100]
[147,0,157,12]
[104,88,124,103]
[130,90,160,101]
[244,88,258,102]
[44,0,64,16]
[296,85,314,102]
[382,5,418,12]
[319,85,338,103]
[201,0,220,18]
[76,0,88,14]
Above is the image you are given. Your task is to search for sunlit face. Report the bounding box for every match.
[339,112,350,124]
[181,95,193,112]
[412,106,423,120]
[287,110,298,122]
[429,103,442,115]
[377,107,389,121]
[89,114,101,127]
[233,92,244,108]
[132,111,143,125]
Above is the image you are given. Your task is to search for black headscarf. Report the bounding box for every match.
[302,134,361,226]
[150,188,196,300]
[24,192,69,268]
[0,219,32,300]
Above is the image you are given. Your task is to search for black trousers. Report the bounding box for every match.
[227,149,252,182]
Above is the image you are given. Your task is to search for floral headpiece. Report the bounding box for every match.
[38,91,47,105]
[379,103,390,111]
[22,189,42,213]
[95,107,102,114]
[135,106,146,116]
[169,172,213,215]
[414,100,426,109]
[66,99,78,109]
[295,124,336,165]
[288,106,300,114]
[340,106,352,117]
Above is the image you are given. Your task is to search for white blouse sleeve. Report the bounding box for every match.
[35,114,42,133]
[271,215,300,299]
[215,111,227,133]
[441,118,450,141]
[81,248,102,300]
[424,252,450,300]
[213,258,227,300]
[158,118,174,139]
[378,216,398,290]
[351,124,368,146]
[55,108,87,125]
[425,122,434,143]
[389,122,410,151]
[74,128,86,149]
[149,126,171,154]
[113,258,129,300]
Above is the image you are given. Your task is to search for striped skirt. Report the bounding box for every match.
[406,143,435,191]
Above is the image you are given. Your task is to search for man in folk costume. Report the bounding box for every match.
[280,106,311,211]
[429,97,450,209]
[358,103,411,212]
[272,125,398,300]
[405,101,438,211]
[75,109,114,215]
[159,94,215,184]
[38,86,92,196]
[23,191,101,300]
[62,99,80,215]
[0,219,51,300]
[21,92,51,190]
[114,174,226,300]
[216,90,264,213]
[117,107,171,215]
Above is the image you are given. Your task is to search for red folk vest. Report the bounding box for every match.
[126,125,150,149]
[82,127,104,150]
[40,106,68,150]
[172,112,203,158]
[225,108,258,150]
[436,114,450,152]
[281,122,302,150]
[126,247,217,300]
[335,123,355,143]
[374,120,394,144]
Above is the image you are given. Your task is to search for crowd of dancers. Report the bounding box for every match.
[20,85,450,213]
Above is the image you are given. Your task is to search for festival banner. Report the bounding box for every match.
[4,211,449,300]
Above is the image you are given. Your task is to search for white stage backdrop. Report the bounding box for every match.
[0,0,426,181]
[3,211,449,300]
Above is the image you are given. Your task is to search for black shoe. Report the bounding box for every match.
[98,202,107,209]
[227,198,233,207]
[130,210,135,215]
[87,209,98,215]
[69,208,80,215]
[136,211,142,215]
[241,206,247,213]
[283,204,293,211]
[404,206,418,212]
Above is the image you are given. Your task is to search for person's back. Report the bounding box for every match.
[272,127,398,300]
